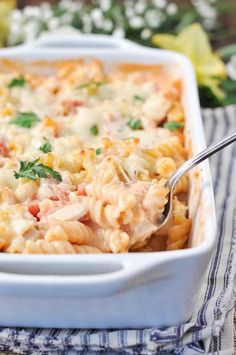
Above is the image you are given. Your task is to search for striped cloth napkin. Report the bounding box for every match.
[0,105,235,355]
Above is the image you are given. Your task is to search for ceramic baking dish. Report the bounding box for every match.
[0,34,216,328]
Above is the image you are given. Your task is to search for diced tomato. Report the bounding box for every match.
[80,213,89,222]
[62,99,84,115]
[77,185,87,196]
[50,191,69,202]
[0,142,9,157]
[50,196,60,201]
[71,99,84,108]
[28,202,40,218]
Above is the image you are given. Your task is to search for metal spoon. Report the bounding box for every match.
[157,131,236,230]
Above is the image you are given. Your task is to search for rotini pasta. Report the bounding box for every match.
[0,58,191,253]
[23,240,102,254]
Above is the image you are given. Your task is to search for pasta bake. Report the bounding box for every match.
[0,59,191,254]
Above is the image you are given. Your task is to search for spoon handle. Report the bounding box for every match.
[167,131,236,189]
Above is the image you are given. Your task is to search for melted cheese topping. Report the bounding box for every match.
[0,59,191,254]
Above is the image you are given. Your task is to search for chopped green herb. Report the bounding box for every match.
[14,159,62,181]
[90,124,99,136]
[133,95,145,102]
[10,112,40,128]
[8,76,26,89]
[163,121,184,131]
[76,81,107,89]
[95,147,102,155]
[39,137,52,153]
[127,118,143,130]
[76,81,107,95]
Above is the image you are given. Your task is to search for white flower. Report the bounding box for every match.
[125,6,135,18]
[60,13,73,25]
[99,0,111,12]
[166,3,178,15]
[91,8,103,21]
[82,14,92,33]
[23,21,39,42]
[92,18,104,29]
[60,0,70,7]
[23,6,40,18]
[103,19,113,32]
[153,0,167,9]
[203,18,215,30]
[134,2,146,14]
[113,27,125,38]
[40,4,53,21]
[191,0,217,29]
[145,9,163,28]
[69,1,82,12]
[227,56,236,81]
[141,28,152,40]
[91,9,105,28]
[129,16,144,29]
[48,18,60,31]
[192,0,217,19]
[60,0,79,11]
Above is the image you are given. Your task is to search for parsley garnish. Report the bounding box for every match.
[95,147,102,155]
[10,112,40,128]
[39,137,52,153]
[127,118,143,130]
[90,124,99,136]
[163,121,184,131]
[14,159,62,181]
[8,76,26,89]
[76,81,107,89]
[133,95,145,102]
[76,81,107,95]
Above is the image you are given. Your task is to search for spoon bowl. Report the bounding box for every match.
[156,131,236,231]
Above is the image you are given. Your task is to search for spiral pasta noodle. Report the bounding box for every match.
[0,58,192,254]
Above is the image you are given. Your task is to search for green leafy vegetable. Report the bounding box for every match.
[218,44,236,59]
[39,137,52,153]
[163,121,184,131]
[14,159,62,181]
[8,76,26,89]
[10,112,40,128]
[127,118,143,130]
[219,79,236,106]
[90,124,99,136]
[199,86,223,108]
[199,79,236,108]
[76,81,107,95]
[133,95,145,102]
[77,81,107,89]
[220,78,236,92]
[95,147,102,155]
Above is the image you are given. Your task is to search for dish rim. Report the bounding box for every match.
[0,37,217,291]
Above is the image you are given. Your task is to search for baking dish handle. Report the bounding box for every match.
[0,256,168,297]
[23,33,143,50]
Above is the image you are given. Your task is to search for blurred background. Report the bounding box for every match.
[1,0,235,48]
[0,0,236,107]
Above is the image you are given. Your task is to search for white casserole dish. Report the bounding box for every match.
[0,34,216,328]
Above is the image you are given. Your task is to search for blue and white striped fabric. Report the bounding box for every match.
[0,105,235,355]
